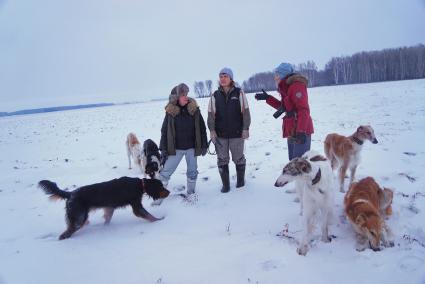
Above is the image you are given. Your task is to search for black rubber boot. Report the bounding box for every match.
[219,165,230,193]
[236,164,246,188]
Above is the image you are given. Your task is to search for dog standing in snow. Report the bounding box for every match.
[324,125,378,192]
[126,133,161,178]
[126,133,144,173]
[141,139,161,179]
[275,150,334,255]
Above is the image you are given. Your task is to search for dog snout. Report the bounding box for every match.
[369,241,381,251]
[372,138,378,144]
[160,188,170,198]
[274,180,288,187]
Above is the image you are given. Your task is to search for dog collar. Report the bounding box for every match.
[312,168,321,185]
[351,136,364,145]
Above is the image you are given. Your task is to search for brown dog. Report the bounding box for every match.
[344,177,394,251]
[324,125,378,192]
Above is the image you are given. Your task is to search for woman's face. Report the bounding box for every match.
[274,74,281,84]
[178,94,189,106]
[219,74,231,87]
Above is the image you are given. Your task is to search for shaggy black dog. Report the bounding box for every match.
[143,139,161,178]
[39,177,170,240]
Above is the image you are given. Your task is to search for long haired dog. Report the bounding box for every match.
[126,133,144,173]
[142,139,161,179]
[324,125,378,193]
[275,151,334,256]
[344,177,394,251]
[39,177,170,240]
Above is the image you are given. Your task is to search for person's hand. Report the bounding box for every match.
[210,130,217,144]
[242,129,249,139]
[201,148,207,156]
[255,89,271,101]
[160,150,168,166]
[294,133,307,144]
[255,92,270,100]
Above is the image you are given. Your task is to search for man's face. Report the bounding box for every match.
[219,74,231,87]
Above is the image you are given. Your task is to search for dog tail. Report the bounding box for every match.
[38,180,71,200]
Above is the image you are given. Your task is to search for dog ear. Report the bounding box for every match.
[356,213,367,225]
[310,155,327,162]
[357,126,364,133]
[300,160,311,173]
[142,179,158,199]
[380,187,393,212]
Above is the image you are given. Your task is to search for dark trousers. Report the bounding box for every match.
[287,135,311,161]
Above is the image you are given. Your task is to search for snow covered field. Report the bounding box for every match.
[1,79,425,284]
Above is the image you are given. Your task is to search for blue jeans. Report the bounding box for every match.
[159,149,198,184]
[287,135,311,161]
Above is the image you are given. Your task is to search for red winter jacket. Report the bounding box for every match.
[265,74,314,138]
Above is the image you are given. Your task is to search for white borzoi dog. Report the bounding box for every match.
[275,150,335,256]
[126,133,144,174]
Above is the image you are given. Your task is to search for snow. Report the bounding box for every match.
[1,79,425,284]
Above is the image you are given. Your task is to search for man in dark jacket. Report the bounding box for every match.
[157,83,208,200]
[208,67,251,193]
[255,62,314,160]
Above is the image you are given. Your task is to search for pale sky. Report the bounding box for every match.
[1,0,424,111]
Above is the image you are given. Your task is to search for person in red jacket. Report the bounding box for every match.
[255,62,314,160]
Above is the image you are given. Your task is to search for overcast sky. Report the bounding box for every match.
[1,0,424,111]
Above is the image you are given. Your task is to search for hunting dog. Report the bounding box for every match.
[344,177,394,251]
[126,133,161,178]
[324,125,378,193]
[39,177,170,240]
[126,133,143,173]
[142,139,161,179]
[275,150,334,256]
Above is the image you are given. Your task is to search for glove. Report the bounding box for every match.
[294,133,307,144]
[160,150,168,166]
[201,148,207,156]
[255,89,271,100]
[210,130,217,144]
[242,129,249,139]
[254,92,270,100]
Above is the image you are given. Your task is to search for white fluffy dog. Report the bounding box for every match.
[275,150,335,255]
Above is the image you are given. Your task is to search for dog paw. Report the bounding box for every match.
[355,243,367,251]
[297,245,309,256]
[383,240,395,248]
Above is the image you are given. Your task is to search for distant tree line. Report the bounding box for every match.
[193,80,213,98]
[241,44,425,93]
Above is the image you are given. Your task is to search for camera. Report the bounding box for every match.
[273,106,286,119]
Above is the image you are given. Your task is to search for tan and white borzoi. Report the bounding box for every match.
[324,125,378,192]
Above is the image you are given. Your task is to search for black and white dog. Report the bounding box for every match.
[142,139,161,179]
[39,177,170,240]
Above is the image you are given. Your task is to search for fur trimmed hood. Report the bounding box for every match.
[286,74,308,86]
[165,98,199,117]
